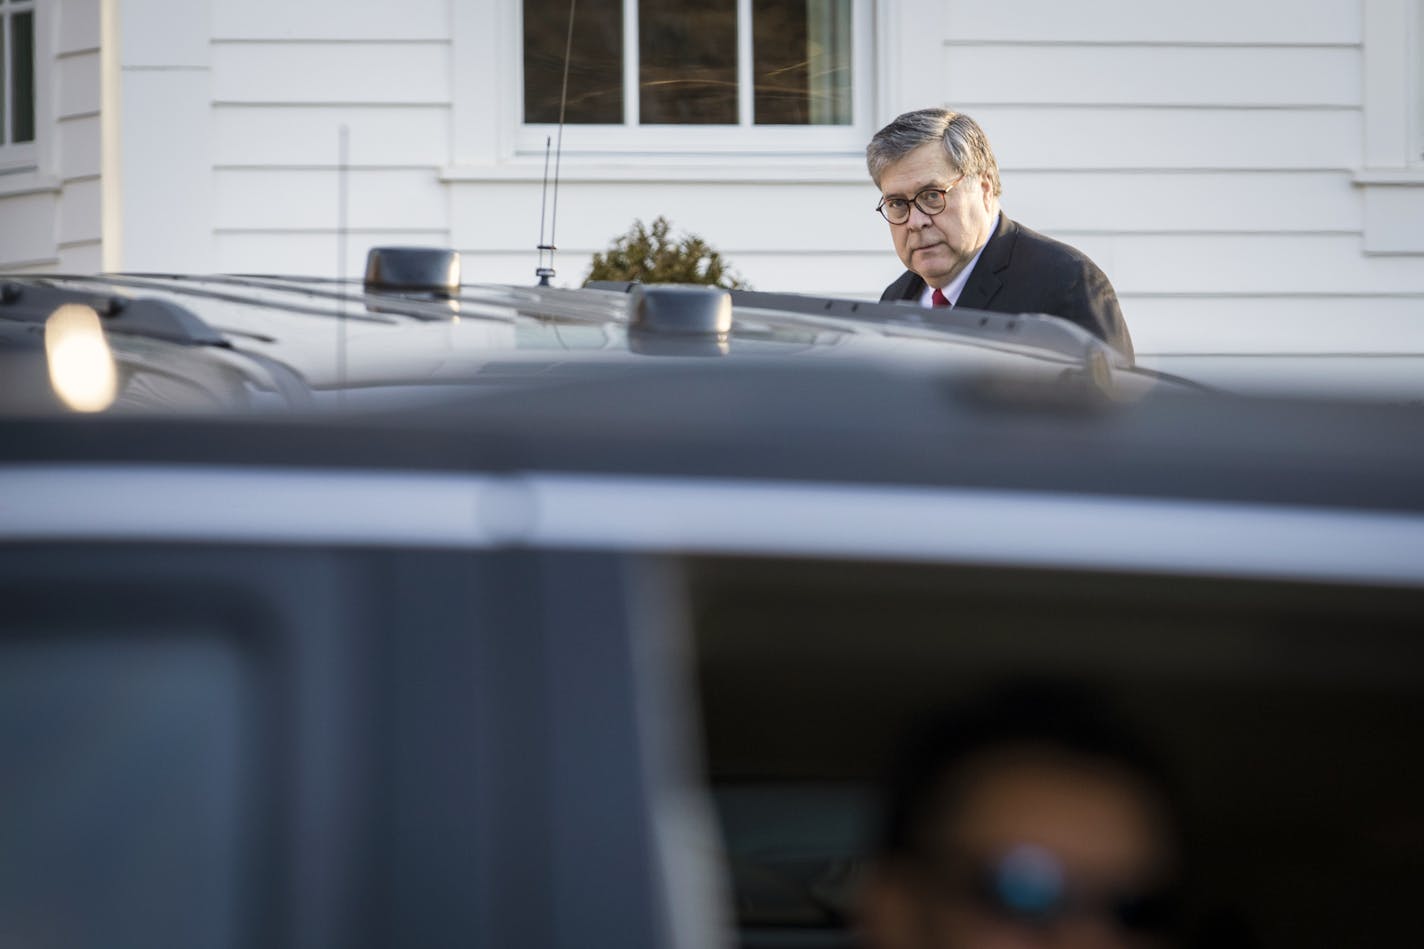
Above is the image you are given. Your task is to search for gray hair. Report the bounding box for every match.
[866,108,1002,197]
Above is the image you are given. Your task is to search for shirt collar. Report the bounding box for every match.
[919,212,1000,308]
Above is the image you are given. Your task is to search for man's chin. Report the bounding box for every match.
[910,253,956,282]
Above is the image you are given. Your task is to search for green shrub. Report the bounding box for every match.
[585,216,747,288]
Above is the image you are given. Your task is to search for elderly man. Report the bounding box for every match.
[868,109,1133,358]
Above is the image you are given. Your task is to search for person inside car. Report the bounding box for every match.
[858,686,1181,949]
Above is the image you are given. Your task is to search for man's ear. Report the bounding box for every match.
[979,176,995,212]
[858,862,921,949]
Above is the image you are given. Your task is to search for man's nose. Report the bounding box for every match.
[905,202,935,228]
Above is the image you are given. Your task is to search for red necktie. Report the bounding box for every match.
[931,288,951,308]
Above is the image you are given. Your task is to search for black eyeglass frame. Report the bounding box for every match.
[876,175,967,225]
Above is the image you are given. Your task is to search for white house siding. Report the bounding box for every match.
[942,0,1424,357]
[203,0,452,277]
[0,0,104,273]
[6,0,1423,357]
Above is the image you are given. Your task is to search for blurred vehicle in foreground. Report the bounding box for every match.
[2,252,1422,949]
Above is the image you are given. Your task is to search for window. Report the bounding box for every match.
[1,0,36,150]
[519,0,865,151]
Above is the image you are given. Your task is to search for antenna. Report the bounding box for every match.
[536,136,555,285]
[536,0,577,287]
[337,124,350,401]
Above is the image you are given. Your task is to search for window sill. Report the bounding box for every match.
[1354,169,1424,254]
[1353,168,1424,186]
[439,155,867,185]
[0,168,60,199]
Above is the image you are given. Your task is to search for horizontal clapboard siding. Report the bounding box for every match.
[57,178,101,246]
[215,169,449,230]
[210,43,452,105]
[57,114,102,181]
[55,44,104,253]
[943,45,1360,108]
[207,0,454,274]
[56,50,102,118]
[1000,171,1363,233]
[55,0,103,262]
[962,107,1362,170]
[212,1,449,41]
[448,171,1379,257]
[449,181,876,253]
[213,106,450,167]
[1064,233,1424,295]
[941,0,1361,45]
[0,192,60,271]
[1125,297,1424,354]
[214,231,451,276]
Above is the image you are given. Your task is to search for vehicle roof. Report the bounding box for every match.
[6,357,1423,516]
[1,270,1153,416]
[5,264,1420,520]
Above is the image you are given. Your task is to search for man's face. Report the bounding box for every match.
[862,752,1175,949]
[877,141,998,290]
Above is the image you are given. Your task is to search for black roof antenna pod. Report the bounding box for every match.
[364,247,462,296]
[626,285,733,356]
[536,0,578,287]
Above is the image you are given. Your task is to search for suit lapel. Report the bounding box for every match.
[956,214,1014,311]
[898,272,925,301]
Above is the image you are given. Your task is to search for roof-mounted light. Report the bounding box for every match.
[625,285,733,356]
[627,285,732,337]
[364,247,461,297]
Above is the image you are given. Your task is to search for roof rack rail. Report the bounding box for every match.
[728,289,1120,366]
[584,280,639,294]
[580,283,1120,365]
[0,281,227,346]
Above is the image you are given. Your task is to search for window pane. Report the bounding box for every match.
[12,11,33,142]
[524,0,623,124]
[753,0,852,125]
[640,0,737,125]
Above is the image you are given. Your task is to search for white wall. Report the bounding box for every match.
[8,0,1424,358]
[203,0,452,277]
[945,0,1424,356]
[0,0,106,273]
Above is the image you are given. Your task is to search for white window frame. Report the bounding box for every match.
[1356,0,1424,254]
[512,0,874,156]
[1417,0,1423,165]
[445,0,946,180]
[0,0,39,173]
[1361,0,1424,172]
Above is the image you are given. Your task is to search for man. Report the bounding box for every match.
[859,688,1181,949]
[867,109,1134,359]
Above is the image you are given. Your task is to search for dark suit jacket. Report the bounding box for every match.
[880,213,1133,359]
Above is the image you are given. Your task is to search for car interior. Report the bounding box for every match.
[3,540,1421,949]
[686,557,1424,949]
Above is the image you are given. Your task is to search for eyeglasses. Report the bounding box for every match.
[876,176,966,224]
[916,845,1178,935]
